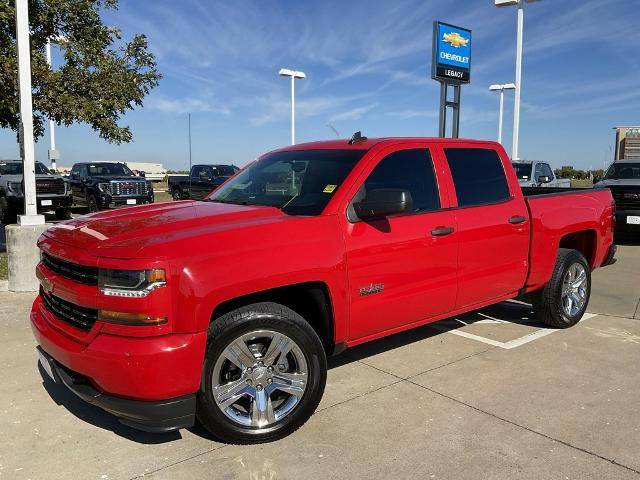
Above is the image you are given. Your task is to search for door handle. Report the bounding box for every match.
[431,226,454,237]
[508,215,526,224]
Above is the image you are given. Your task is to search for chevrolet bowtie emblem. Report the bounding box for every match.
[443,32,469,48]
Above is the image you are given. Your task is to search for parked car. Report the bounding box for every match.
[168,164,239,200]
[594,161,640,235]
[0,159,72,223]
[68,162,153,212]
[32,137,615,444]
[513,160,571,188]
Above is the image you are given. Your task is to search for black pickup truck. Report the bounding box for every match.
[168,164,239,200]
[68,162,154,212]
[594,161,640,236]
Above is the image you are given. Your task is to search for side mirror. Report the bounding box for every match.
[139,171,146,178]
[538,175,551,184]
[70,173,78,180]
[592,176,601,184]
[353,188,412,221]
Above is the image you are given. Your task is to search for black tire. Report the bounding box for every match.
[87,194,99,213]
[532,248,591,328]
[0,197,17,224]
[196,302,327,444]
[55,208,72,221]
[171,188,182,201]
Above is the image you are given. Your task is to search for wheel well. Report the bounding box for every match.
[559,230,596,266]
[210,282,335,351]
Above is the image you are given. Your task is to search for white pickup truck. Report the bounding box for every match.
[513,160,572,188]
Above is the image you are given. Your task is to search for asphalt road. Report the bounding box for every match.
[0,246,639,479]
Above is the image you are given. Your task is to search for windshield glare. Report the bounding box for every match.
[207,149,365,215]
[0,161,51,175]
[512,163,532,180]
[88,163,134,176]
[604,163,640,180]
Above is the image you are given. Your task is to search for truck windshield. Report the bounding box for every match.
[512,163,532,180]
[0,161,51,175]
[604,163,640,180]
[88,163,134,176]
[207,149,365,215]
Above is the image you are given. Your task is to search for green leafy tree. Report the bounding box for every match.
[0,0,160,144]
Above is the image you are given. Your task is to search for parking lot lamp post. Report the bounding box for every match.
[45,37,64,172]
[495,0,542,160]
[14,0,44,225]
[489,83,516,145]
[278,68,306,145]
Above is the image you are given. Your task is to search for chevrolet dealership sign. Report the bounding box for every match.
[432,21,472,83]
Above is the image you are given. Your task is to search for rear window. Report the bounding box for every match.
[512,163,532,180]
[444,148,511,207]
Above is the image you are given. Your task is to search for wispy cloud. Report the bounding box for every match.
[330,103,379,122]
[147,96,230,115]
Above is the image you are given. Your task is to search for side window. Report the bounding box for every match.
[192,166,203,178]
[540,163,553,179]
[79,165,88,178]
[358,149,440,214]
[444,148,510,207]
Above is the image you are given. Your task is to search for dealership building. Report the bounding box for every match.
[613,126,640,161]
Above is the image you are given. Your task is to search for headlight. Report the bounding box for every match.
[7,182,23,195]
[97,182,110,193]
[98,268,166,298]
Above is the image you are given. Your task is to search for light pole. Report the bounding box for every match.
[14,0,43,225]
[278,68,306,145]
[489,83,516,145]
[45,36,65,171]
[495,0,541,160]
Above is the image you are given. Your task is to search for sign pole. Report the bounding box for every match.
[432,21,471,139]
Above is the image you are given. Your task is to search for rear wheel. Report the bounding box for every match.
[532,248,591,328]
[196,302,327,444]
[55,208,72,220]
[87,194,99,213]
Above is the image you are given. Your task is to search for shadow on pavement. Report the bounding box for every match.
[614,232,640,246]
[38,363,182,444]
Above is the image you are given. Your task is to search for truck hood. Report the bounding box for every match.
[1,174,64,182]
[42,200,286,258]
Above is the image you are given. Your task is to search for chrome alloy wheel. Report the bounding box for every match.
[561,262,588,317]
[211,330,308,428]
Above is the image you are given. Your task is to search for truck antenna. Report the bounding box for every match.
[348,131,367,145]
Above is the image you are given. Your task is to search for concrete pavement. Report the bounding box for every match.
[1,246,639,479]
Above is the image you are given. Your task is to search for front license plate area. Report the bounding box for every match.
[40,199,52,206]
[126,199,137,205]
[627,216,640,225]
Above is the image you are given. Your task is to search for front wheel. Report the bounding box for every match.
[196,302,327,444]
[171,188,182,201]
[87,194,99,213]
[532,248,591,328]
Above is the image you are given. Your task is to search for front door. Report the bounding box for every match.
[344,146,459,341]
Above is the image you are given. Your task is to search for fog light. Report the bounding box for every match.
[98,310,167,326]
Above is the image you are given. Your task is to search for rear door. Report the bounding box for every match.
[439,145,529,308]
[344,144,459,341]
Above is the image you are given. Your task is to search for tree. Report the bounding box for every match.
[0,0,160,144]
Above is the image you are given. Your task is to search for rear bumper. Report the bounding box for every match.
[37,347,195,432]
[615,210,640,233]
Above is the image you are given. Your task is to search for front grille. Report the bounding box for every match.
[107,181,148,197]
[609,186,640,211]
[36,178,65,195]
[41,252,98,285]
[40,288,98,331]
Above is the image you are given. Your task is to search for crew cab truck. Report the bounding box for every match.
[168,164,239,200]
[513,160,571,188]
[0,159,72,223]
[31,138,615,444]
[68,162,154,212]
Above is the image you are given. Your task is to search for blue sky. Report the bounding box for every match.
[1,0,638,170]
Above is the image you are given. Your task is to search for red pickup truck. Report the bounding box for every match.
[31,137,616,443]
